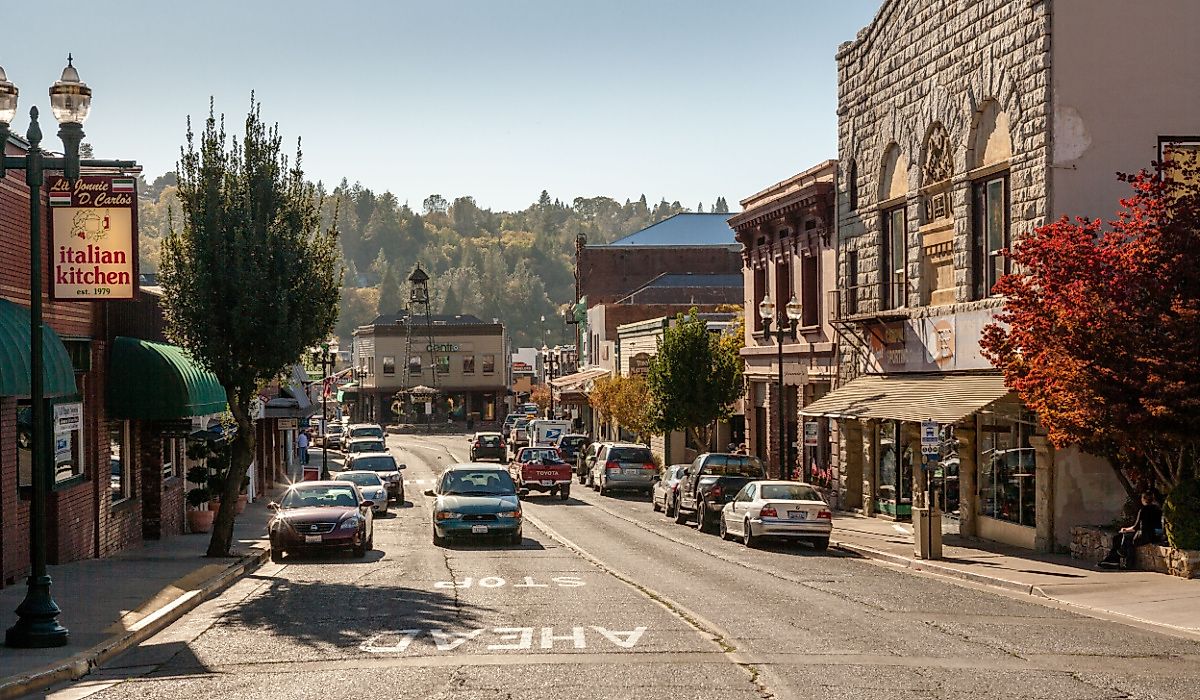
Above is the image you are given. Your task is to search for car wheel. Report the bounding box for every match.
[352,541,367,558]
[719,515,732,541]
[674,500,690,524]
[652,495,662,512]
[812,537,830,552]
[599,479,609,497]
[509,531,523,545]
[433,528,446,547]
[743,519,758,548]
[666,495,678,518]
[270,543,285,563]
[559,487,570,501]
[698,501,715,533]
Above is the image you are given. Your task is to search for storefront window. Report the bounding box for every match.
[436,355,450,375]
[926,424,959,516]
[408,356,422,376]
[17,402,31,487]
[876,421,912,520]
[52,402,84,484]
[110,422,130,503]
[463,355,475,375]
[382,356,395,375]
[482,354,496,374]
[979,404,1037,527]
[162,438,182,480]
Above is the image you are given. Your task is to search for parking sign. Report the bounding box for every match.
[920,420,940,455]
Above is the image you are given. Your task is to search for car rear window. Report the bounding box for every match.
[350,426,384,438]
[349,440,385,453]
[560,436,587,448]
[760,484,821,501]
[352,456,397,471]
[520,448,563,463]
[609,447,652,463]
[479,435,502,447]
[702,454,766,477]
[337,472,384,487]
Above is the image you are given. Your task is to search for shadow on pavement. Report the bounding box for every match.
[440,537,547,551]
[279,549,387,564]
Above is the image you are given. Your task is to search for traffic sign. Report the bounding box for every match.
[920,420,940,455]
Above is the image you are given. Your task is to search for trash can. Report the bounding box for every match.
[913,497,943,560]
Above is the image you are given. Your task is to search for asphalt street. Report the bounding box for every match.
[50,432,1200,700]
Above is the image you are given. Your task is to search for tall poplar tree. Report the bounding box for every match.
[160,98,342,557]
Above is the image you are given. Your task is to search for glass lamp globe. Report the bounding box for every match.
[0,66,18,126]
[48,56,92,125]
[758,294,775,321]
[785,295,804,322]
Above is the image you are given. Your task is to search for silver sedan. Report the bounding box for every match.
[719,480,832,550]
[333,470,390,514]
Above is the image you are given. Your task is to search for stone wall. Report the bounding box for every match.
[1071,526,1199,579]
[835,0,1051,314]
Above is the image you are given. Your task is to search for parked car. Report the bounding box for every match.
[719,480,832,550]
[267,481,374,562]
[507,420,530,458]
[333,470,390,514]
[469,432,506,462]
[556,434,590,466]
[652,464,690,514]
[343,451,405,501]
[347,423,386,440]
[425,463,522,546]
[673,453,768,533]
[577,441,606,484]
[321,422,345,450]
[588,443,656,496]
[510,446,572,500]
[345,436,387,455]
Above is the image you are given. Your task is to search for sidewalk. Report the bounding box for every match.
[0,491,277,699]
[832,512,1200,637]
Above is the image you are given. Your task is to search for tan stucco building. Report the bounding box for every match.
[352,313,507,424]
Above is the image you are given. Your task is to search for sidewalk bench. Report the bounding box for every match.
[1071,525,1199,579]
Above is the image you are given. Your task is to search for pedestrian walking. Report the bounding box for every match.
[298,430,310,466]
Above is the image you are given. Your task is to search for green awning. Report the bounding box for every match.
[0,299,77,398]
[336,382,359,402]
[108,336,227,419]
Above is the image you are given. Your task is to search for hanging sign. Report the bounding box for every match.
[920,419,940,455]
[803,421,819,447]
[48,175,139,301]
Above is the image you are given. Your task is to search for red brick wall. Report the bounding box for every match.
[1,398,30,585]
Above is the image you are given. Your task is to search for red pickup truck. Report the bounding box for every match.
[510,447,572,500]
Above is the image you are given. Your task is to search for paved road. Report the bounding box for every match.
[54,433,1200,700]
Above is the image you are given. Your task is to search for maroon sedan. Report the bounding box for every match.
[268,481,374,562]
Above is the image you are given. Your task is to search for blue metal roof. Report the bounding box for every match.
[641,273,744,289]
[605,213,737,247]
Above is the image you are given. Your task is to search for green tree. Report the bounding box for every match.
[159,98,342,557]
[646,310,743,451]
[377,263,405,315]
[712,196,730,214]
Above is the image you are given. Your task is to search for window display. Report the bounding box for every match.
[979,404,1037,527]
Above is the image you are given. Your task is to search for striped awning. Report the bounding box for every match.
[549,366,611,391]
[799,373,1011,424]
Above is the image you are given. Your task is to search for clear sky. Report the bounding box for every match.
[2,0,881,212]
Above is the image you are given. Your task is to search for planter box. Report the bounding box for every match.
[1071,525,1199,579]
[187,509,215,533]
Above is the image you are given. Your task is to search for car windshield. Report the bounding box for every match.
[559,436,587,448]
[610,447,652,463]
[350,426,384,438]
[702,454,766,477]
[520,448,563,463]
[281,484,360,508]
[440,469,517,496]
[336,472,384,487]
[352,456,397,471]
[760,484,822,501]
[326,425,343,434]
[349,440,385,452]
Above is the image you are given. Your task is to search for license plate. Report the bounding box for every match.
[540,480,555,486]
[471,525,489,534]
[621,468,642,476]
[304,534,322,543]
[788,511,807,520]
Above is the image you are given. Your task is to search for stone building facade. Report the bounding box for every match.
[808,0,1200,552]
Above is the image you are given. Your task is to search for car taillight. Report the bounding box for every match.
[558,449,566,459]
[642,463,655,470]
[760,507,778,518]
[817,510,832,520]
[605,461,619,471]
[709,486,722,499]
[474,441,482,447]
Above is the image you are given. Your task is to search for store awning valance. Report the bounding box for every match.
[336,382,359,402]
[0,299,77,398]
[108,336,227,420]
[266,365,316,418]
[799,373,1011,424]
[549,367,611,391]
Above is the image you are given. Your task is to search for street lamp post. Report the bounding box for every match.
[758,293,803,481]
[541,344,558,419]
[312,344,335,478]
[1,57,136,649]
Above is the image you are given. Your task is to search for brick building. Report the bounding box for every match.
[731,161,839,487]
[805,0,1200,551]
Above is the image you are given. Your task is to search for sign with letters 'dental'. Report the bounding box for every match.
[49,175,139,301]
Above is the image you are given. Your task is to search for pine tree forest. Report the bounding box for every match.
[135,173,729,347]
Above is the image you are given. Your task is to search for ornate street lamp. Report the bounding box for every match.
[311,344,336,478]
[759,293,803,480]
[2,57,135,649]
[541,344,559,419]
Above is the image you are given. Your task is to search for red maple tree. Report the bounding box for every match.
[981,156,1200,495]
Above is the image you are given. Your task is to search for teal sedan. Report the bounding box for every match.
[425,464,523,546]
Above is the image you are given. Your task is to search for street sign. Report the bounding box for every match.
[803,421,819,447]
[920,420,940,455]
[278,418,298,430]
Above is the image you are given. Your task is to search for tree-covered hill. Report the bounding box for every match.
[135,174,729,347]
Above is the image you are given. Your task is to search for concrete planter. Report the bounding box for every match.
[1070,525,1199,579]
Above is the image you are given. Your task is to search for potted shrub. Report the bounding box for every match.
[185,466,214,533]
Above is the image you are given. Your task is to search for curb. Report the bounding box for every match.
[0,546,269,700]
[832,539,1036,594]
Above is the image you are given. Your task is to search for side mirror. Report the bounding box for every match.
[398,463,407,470]
[423,489,436,497]
[518,488,530,498]
[652,475,661,482]
[360,500,374,509]
[267,502,279,511]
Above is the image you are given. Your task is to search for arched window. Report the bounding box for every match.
[970,101,1013,299]
[879,144,908,202]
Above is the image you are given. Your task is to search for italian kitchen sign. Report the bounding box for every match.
[48,175,139,301]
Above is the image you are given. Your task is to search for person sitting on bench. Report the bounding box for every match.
[1099,490,1162,570]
